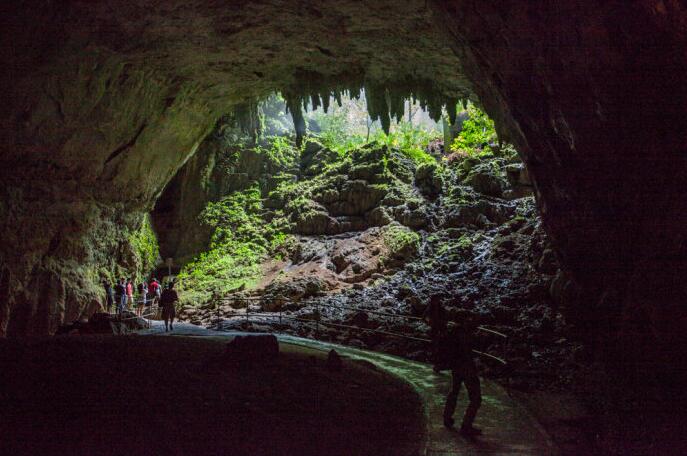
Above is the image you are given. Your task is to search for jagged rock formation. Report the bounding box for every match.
[1,1,686,390]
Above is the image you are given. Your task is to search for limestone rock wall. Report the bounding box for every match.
[433,0,687,375]
[1,0,686,381]
[0,48,215,335]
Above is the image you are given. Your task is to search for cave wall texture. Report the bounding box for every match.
[1,0,686,378]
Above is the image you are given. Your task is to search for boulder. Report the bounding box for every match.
[505,163,531,187]
[466,171,504,197]
[330,180,387,216]
[415,162,443,197]
[261,277,327,311]
[295,210,339,235]
[366,207,393,227]
[395,207,430,229]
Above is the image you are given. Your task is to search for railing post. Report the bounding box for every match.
[216,302,220,331]
[315,300,320,335]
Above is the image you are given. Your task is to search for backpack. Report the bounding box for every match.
[431,330,461,372]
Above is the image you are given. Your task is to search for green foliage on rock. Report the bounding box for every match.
[449,104,497,156]
[382,223,421,262]
[177,184,290,305]
[128,214,160,279]
[256,135,300,170]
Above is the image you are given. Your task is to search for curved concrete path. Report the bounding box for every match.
[140,322,557,456]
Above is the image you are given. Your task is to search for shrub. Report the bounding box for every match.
[449,104,497,156]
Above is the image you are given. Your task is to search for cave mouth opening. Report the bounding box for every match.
[151,89,541,370]
[3,1,687,453]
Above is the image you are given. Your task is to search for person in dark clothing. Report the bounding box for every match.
[424,295,483,436]
[160,282,179,332]
[103,280,115,313]
[115,278,127,314]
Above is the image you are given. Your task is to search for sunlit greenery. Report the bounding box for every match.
[177,183,290,305]
[256,135,300,169]
[307,93,441,162]
[129,214,160,281]
[176,94,512,306]
[449,103,497,156]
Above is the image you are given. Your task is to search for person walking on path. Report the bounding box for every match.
[136,281,148,317]
[103,280,115,313]
[116,278,127,314]
[150,278,161,306]
[424,295,483,436]
[160,281,179,332]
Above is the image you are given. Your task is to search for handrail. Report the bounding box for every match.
[218,294,508,334]
[205,290,510,365]
[308,300,425,321]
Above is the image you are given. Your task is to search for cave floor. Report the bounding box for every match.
[142,321,558,455]
[0,332,423,456]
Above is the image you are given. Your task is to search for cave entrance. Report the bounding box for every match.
[152,91,545,356]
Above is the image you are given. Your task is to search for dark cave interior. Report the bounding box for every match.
[2,1,687,454]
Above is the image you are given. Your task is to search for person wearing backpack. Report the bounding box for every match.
[424,295,482,436]
[160,281,179,332]
[115,278,127,314]
[103,279,115,313]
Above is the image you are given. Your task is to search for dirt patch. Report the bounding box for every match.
[0,336,423,456]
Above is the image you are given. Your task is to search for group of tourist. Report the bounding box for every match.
[102,276,179,331]
[102,277,162,316]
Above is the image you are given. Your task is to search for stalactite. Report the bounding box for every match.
[269,73,471,138]
[284,95,306,146]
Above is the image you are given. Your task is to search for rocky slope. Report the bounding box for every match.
[170,137,585,392]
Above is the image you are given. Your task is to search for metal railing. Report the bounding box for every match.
[107,296,160,330]
[206,294,509,365]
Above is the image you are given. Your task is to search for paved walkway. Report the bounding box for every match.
[141,322,557,456]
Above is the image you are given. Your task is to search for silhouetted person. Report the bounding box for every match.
[103,280,114,313]
[424,296,482,436]
[160,282,179,332]
[116,278,127,314]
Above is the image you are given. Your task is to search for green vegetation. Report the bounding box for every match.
[129,214,160,279]
[256,135,300,169]
[382,224,421,261]
[177,184,289,305]
[307,92,440,164]
[175,95,518,306]
[449,103,497,157]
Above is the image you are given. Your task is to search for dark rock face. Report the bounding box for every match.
[0,0,685,386]
[433,0,687,378]
[151,125,268,265]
